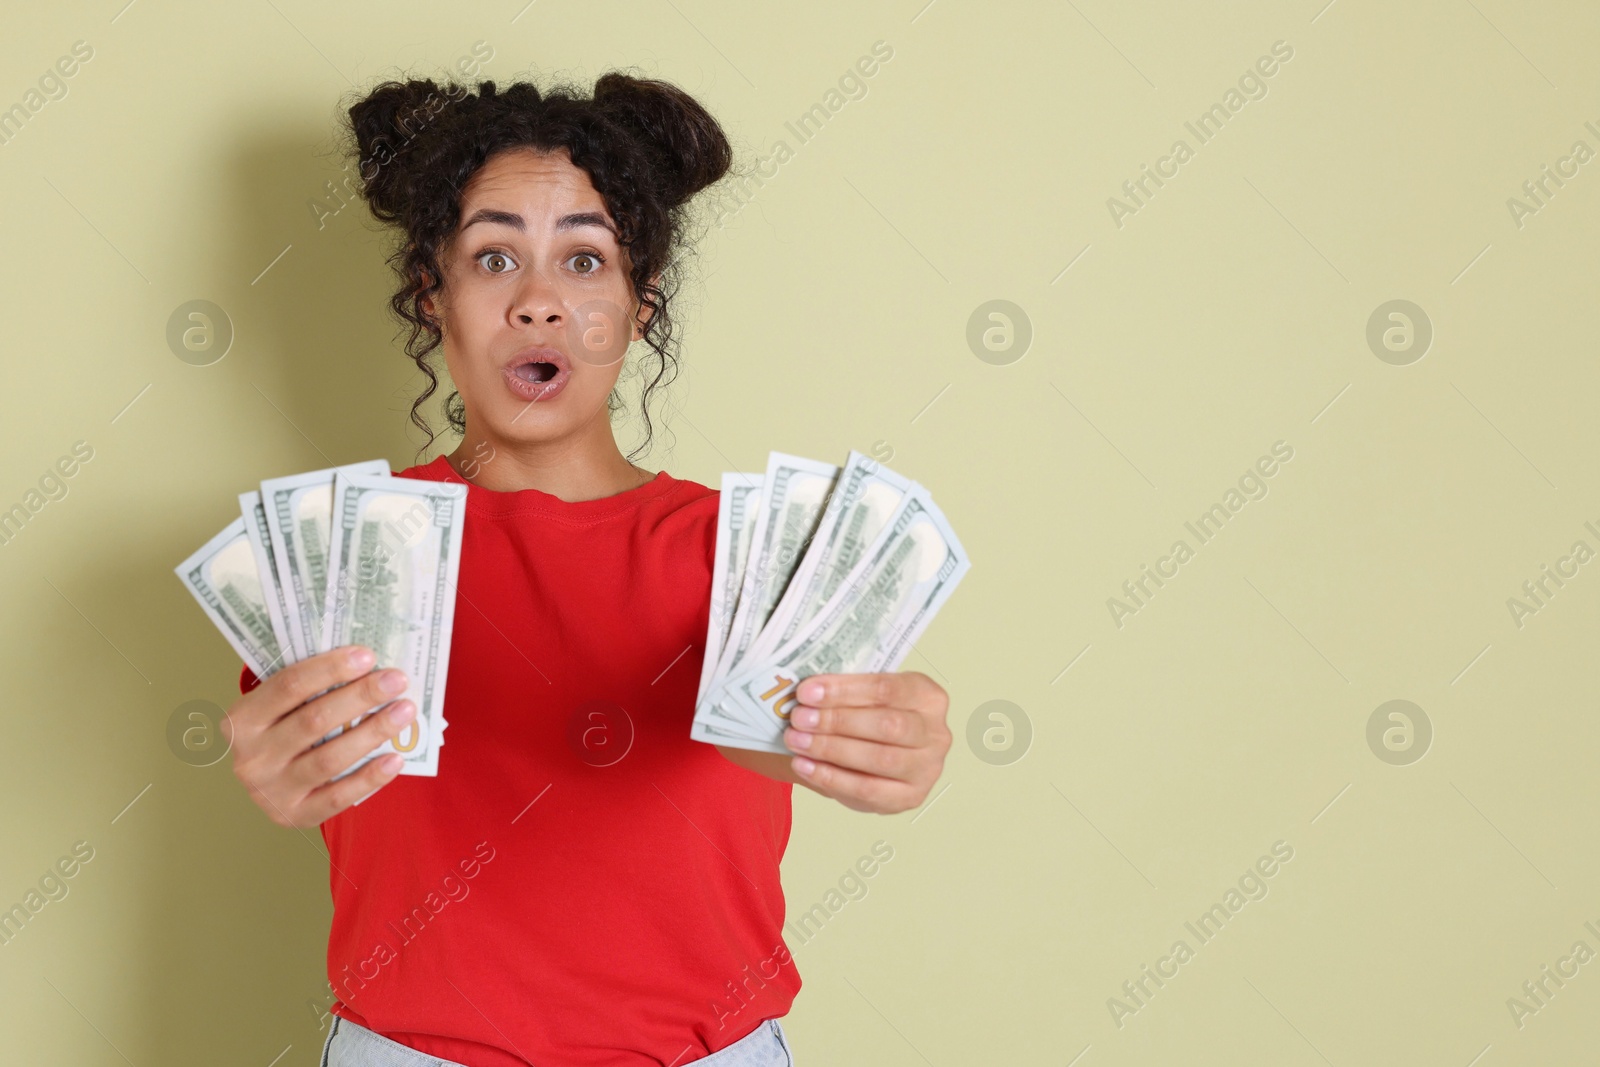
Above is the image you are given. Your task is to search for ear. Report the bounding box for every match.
[418,264,440,325]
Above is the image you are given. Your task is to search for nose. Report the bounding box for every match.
[509,263,564,327]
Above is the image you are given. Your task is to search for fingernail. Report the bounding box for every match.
[785,729,812,750]
[792,756,815,775]
[792,706,819,729]
[387,701,416,725]
[798,681,824,703]
[378,670,408,695]
[348,646,376,670]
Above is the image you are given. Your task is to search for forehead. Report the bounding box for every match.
[460,147,609,219]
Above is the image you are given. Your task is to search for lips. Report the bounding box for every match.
[502,345,573,403]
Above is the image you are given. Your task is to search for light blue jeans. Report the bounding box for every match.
[319,1013,795,1066]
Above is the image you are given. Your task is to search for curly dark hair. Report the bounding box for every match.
[337,70,733,462]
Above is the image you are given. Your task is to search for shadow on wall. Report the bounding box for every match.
[222,115,447,472]
[138,116,448,1062]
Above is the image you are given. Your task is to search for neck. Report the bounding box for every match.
[445,417,652,503]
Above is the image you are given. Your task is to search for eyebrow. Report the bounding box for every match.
[459,208,617,239]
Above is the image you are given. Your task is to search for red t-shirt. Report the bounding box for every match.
[239,456,799,1066]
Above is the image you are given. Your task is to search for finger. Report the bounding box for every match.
[784,729,923,781]
[284,699,417,794]
[795,671,939,712]
[299,751,406,825]
[790,756,924,813]
[789,704,928,748]
[242,646,378,734]
[276,667,410,755]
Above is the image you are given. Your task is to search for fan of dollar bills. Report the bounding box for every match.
[176,450,969,775]
[174,461,465,778]
[690,450,971,755]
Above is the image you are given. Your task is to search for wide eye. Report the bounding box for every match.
[477,249,516,273]
[566,251,604,275]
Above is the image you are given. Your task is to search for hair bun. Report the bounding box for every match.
[592,72,731,208]
[346,78,465,221]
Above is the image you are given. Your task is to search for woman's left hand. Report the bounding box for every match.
[783,672,951,814]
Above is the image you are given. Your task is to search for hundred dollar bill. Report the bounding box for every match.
[741,450,912,670]
[239,490,296,665]
[695,472,763,708]
[174,516,291,680]
[318,471,466,778]
[261,460,390,659]
[712,486,971,753]
[699,453,839,731]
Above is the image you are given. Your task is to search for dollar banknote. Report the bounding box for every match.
[693,480,969,753]
[260,460,390,658]
[739,450,913,673]
[239,490,296,665]
[695,472,763,708]
[316,470,466,778]
[177,459,467,781]
[697,454,839,732]
[174,516,290,680]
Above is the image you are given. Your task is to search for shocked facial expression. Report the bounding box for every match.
[427,146,648,447]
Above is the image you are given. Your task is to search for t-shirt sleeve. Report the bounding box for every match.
[239,663,260,694]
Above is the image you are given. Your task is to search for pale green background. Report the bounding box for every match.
[2,0,1597,1063]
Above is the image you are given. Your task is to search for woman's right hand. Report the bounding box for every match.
[221,645,417,828]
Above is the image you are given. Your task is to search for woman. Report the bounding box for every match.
[223,72,954,1067]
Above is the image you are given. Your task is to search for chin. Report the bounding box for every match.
[488,392,602,440]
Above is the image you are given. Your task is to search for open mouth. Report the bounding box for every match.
[512,361,561,383]
[502,347,573,404]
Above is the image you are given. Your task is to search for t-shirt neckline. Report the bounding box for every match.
[411,454,677,522]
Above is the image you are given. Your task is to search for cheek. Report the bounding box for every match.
[568,360,625,408]
[437,341,473,397]
[436,297,495,375]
